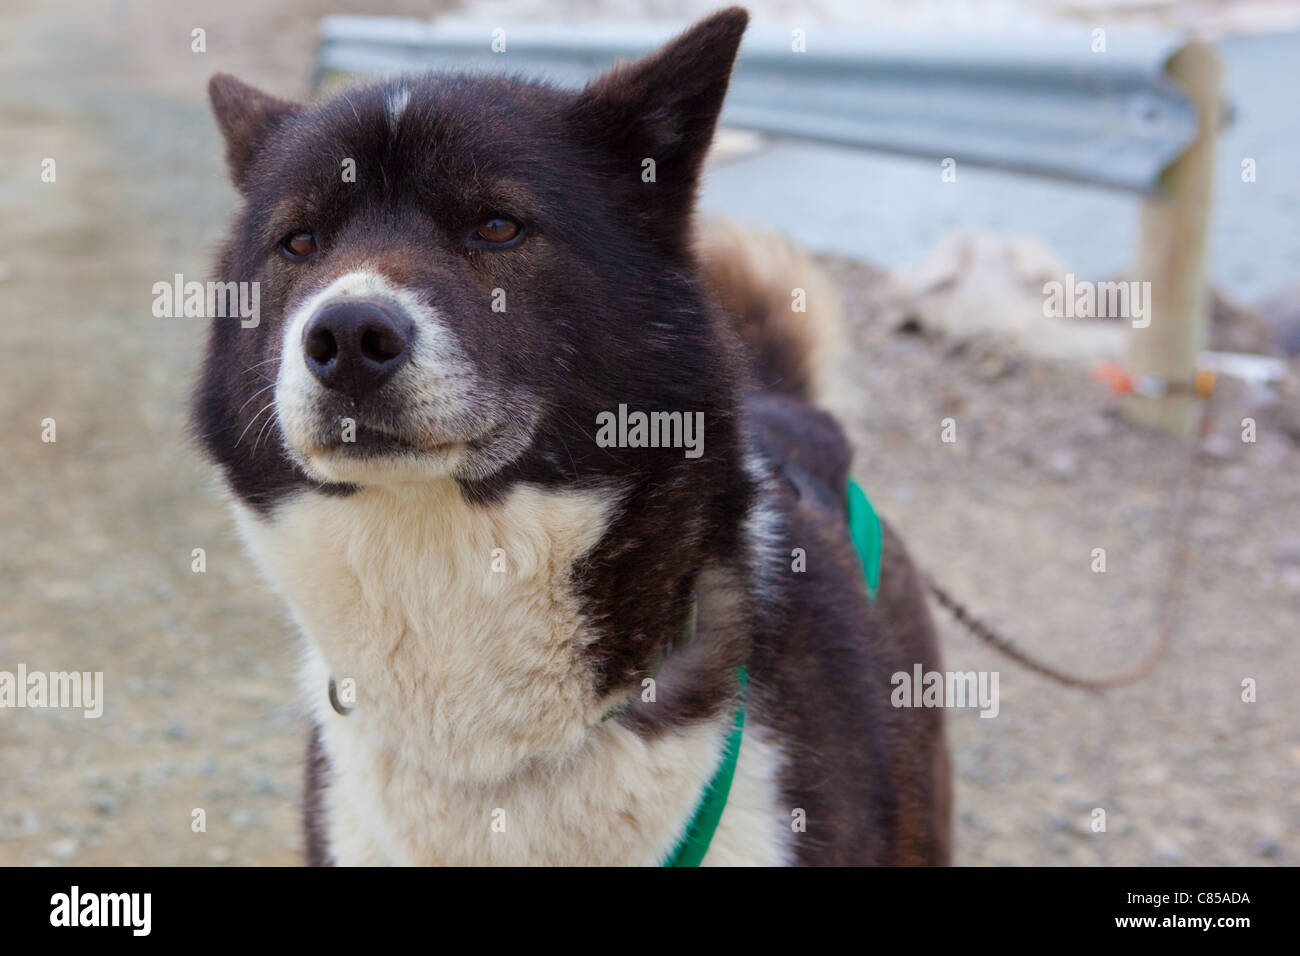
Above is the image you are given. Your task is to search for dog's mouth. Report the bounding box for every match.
[288,387,494,457]
[272,366,542,485]
[309,421,469,458]
[286,409,524,485]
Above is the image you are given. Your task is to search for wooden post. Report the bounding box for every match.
[1123,42,1223,436]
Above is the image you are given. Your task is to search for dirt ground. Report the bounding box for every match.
[1,0,1296,866]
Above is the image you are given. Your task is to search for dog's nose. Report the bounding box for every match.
[302,301,414,398]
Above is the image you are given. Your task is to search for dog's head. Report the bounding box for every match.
[196,8,749,506]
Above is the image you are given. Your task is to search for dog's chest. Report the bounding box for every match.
[233,480,790,865]
[234,480,620,775]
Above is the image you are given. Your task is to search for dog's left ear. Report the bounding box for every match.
[569,7,748,245]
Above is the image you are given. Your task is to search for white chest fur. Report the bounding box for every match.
[233,480,789,865]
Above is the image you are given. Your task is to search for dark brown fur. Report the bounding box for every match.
[200,8,950,866]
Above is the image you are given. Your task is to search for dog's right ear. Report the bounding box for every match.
[208,73,299,190]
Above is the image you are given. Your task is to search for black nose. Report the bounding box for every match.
[302,301,414,398]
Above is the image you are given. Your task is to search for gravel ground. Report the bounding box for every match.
[1,0,1296,866]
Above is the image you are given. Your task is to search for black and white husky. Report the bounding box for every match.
[195,7,950,865]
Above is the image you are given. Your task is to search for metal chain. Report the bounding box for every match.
[926,388,1216,691]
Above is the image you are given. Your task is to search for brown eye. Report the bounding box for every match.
[281,232,317,259]
[475,217,520,244]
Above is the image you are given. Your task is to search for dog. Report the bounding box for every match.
[194,6,951,865]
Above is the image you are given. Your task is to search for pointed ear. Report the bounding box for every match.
[208,73,299,190]
[570,8,748,238]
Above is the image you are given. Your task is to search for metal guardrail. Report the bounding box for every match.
[315,17,1228,434]
[315,17,1204,194]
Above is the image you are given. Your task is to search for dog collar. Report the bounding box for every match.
[324,601,703,723]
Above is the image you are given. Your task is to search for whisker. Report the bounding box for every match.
[241,358,281,385]
[252,403,280,456]
[557,407,620,466]
[236,381,277,415]
[234,401,277,451]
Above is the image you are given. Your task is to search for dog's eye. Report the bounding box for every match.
[280,231,318,260]
[475,218,521,244]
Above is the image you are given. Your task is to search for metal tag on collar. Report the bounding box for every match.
[328,676,353,716]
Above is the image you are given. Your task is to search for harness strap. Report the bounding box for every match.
[663,476,883,865]
[661,666,748,867]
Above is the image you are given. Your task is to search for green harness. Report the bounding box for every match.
[661,477,882,866]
